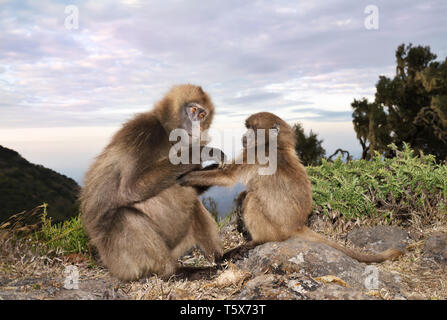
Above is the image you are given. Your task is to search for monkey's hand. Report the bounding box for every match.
[201,163,220,171]
[178,163,224,194]
[200,146,227,165]
[177,166,237,189]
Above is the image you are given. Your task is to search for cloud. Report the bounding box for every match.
[287,108,353,122]
[224,92,283,105]
[0,0,446,138]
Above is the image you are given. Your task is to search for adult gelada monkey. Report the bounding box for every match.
[80,84,225,281]
[179,112,404,263]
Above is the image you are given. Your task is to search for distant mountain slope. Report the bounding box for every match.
[201,183,245,218]
[0,145,80,223]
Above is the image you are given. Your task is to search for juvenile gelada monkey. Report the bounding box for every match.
[179,112,404,263]
[80,84,224,281]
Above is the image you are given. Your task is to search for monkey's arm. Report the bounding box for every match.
[125,147,226,203]
[123,157,198,203]
[177,164,242,188]
[190,163,220,195]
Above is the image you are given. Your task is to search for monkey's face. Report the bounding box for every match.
[182,102,212,144]
[159,84,215,145]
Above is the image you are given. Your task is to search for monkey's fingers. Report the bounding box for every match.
[200,146,228,164]
[201,163,220,171]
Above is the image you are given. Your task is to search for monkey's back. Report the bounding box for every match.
[79,112,164,242]
[80,144,123,236]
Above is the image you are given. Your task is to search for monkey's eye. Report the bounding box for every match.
[190,106,198,113]
[199,112,206,119]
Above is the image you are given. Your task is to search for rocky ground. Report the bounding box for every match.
[1,216,446,300]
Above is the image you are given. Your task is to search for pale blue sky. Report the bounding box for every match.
[1,0,446,184]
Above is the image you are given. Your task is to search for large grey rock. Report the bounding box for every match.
[236,238,403,292]
[347,226,410,252]
[424,232,447,265]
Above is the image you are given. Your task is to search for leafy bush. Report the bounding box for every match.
[307,143,447,223]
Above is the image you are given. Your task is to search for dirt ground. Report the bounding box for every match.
[1,217,446,300]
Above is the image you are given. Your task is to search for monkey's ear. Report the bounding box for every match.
[198,86,204,95]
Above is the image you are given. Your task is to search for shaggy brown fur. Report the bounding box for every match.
[80,84,223,281]
[179,112,404,263]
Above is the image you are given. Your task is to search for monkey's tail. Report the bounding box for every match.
[293,226,404,263]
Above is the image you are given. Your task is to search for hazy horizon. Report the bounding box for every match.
[0,119,362,185]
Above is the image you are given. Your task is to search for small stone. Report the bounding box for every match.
[424,232,447,265]
[347,226,410,252]
[215,267,250,287]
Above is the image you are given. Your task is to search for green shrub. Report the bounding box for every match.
[307,143,447,223]
[33,208,89,255]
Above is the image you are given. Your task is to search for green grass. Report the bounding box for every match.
[28,143,447,255]
[33,205,89,255]
[217,211,235,229]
